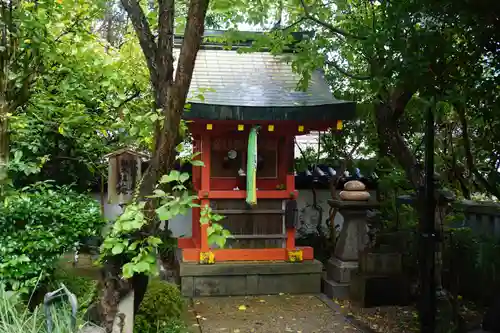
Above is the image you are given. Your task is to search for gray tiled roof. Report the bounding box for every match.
[174,49,345,108]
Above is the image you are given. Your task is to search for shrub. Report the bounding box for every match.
[442,228,500,304]
[0,183,105,294]
[134,279,185,333]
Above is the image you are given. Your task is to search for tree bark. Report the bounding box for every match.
[0,2,10,190]
[0,104,9,189]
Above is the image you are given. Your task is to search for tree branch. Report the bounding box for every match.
[456,103,500,199]
[173,0,209,101]
[299,0,366,40]
[157,0,175,96]
[391,88,414,120]
[280,16,306,31]
[375,89,422,189]
[120,0,158,88]
[326,60,371,80]
[117,89,141,119]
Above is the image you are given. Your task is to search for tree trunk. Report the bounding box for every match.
[0,104,8,189]
[0,39,9,190]
[98,256,131,332]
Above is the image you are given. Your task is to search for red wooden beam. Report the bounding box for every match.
[182,247,314,262]
[198,190,297,200]
[187,120,340,135]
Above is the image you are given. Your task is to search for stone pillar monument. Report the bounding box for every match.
[322,180,379,300]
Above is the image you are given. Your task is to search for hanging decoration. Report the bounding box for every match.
[246,126,260,206]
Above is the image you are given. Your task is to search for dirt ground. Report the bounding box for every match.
[187,294,360,333]
[334,298,484,333]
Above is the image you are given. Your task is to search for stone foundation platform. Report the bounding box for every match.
[179,260,323,297]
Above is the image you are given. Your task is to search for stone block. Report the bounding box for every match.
[358,252,402,275]
[321,278,350,300]
[258,273,320,294]
[349,271,410,307]
[193,276,247,297]
[326,257,358,283]
[179,260,323,297]
[181,276,194,297]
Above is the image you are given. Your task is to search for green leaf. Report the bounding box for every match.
[152,189,166,197]
[123,263,135,279]
[133,261,150,273]
[112,243,125,255]
[128,241,140,251]
[211,213,225,222]
[147,236,162,246]
[216,236,226,248]
[179,172,190,183]
[156,205,174,220]
[200,215,210,224]
[191,160,204,167]
[160,170,181,183]
[175,143,184,153]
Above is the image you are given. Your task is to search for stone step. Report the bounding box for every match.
[321,277,350,300]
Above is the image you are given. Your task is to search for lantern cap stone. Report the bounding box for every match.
[343,180,366,191]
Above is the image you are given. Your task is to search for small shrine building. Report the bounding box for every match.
[176,31,356,296]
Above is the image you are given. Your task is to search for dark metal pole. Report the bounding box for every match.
[420,101,437,333]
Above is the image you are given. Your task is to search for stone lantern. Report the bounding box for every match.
[323,180,379,299]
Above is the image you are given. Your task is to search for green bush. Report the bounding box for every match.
[0,183,105,294]
[134,279,186,333]
[443,228,500,304]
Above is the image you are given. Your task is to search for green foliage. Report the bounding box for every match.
[200,205,232,249]
[0,183,104,293]
[100,165,199,279]
[0,0,110,183]
[10,33,152,190]
[444,228,500,304]
[134,279,186,333]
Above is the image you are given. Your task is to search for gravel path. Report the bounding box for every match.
[188,294,360,333]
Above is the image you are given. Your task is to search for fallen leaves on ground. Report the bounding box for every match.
[333,299,483,333]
